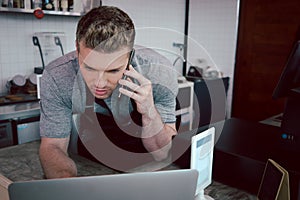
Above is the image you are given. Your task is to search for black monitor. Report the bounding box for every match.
[273,41,300,150]
[273,40,300,99]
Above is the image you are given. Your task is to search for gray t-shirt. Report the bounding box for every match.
[40,47,178,138]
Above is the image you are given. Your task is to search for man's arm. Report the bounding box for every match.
[39,137,77,179]
[141,107,177,161]
[39,65,78,179]
[118,65,177,161]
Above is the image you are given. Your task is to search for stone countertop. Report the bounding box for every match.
[0,141,117,181]
[0,141,256,200]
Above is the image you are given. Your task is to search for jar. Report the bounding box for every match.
[6,75,26,95]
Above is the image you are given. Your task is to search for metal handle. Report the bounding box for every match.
[54,36,64,56]
[32,36,45,69]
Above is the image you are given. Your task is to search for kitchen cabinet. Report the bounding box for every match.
[0,7,82,16]
[0,101,40,148]
[0,121,13,148]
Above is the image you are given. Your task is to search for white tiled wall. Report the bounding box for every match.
[103,0,187,74]
[0,13,78,93]
[188,0,240,117]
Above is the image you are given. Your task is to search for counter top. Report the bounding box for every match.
[0,141,256,200]
[0,141,119,181]
[0,102,40,121]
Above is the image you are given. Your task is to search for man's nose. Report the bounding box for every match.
[96,72,108,87]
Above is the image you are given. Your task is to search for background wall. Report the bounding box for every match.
[0,13,78,93]
[102,0,187,75]
[188,0,240,117]
[0,0,186,94]
[0,0,239,117]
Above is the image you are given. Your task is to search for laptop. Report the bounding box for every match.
[8,169,198,200]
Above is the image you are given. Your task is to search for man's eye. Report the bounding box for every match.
[108,69,120,73]
[85,66,96,71]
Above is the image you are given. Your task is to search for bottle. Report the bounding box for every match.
[32,0,42,8]
[7,0,13,7]
[53,0,58,11]
[1,0,8,7]
[67,0,72,11]
[73,0,83,13]
[60,0,67,11]
[24,0,31,9]
[13,0,21,8]
[43,0,53,10]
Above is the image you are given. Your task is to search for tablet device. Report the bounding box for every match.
[257,159,290,200]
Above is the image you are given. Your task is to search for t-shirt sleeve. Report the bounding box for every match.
[39,69,73,138]
[153,84,177,124]
[132,47,178,124]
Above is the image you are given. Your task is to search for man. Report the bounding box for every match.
[39,6,178,179]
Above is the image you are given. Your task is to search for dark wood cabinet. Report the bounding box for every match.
[232,0,300,121]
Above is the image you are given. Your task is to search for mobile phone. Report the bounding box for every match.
[118,49,135,98]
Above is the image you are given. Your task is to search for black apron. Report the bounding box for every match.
[77,88,154,171]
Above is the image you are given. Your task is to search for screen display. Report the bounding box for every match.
[195,135,213,188]
[190,127,215,194]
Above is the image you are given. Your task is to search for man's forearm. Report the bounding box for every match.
[39,144,77,179]
[141,107,177,161]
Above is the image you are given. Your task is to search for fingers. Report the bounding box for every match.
[119,78,140,92]
[118,79,148,101]
[119,86,139,101]
[124,65,151,86]
[118,65,152,101]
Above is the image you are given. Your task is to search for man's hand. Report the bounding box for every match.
[118,65,177,160]
[118,65,156,120]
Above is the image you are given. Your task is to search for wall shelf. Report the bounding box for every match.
[0,7,82,16]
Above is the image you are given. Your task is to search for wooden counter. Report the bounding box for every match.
[0,141,256,200]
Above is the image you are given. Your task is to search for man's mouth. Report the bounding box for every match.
[95,88,108,96]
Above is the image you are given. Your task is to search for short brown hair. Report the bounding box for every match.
[76,6,135,53]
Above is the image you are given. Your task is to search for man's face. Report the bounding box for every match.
[77,42,131,99]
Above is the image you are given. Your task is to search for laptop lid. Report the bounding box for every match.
[9,169,198,200]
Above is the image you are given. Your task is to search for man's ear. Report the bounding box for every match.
[76,40,80,55]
